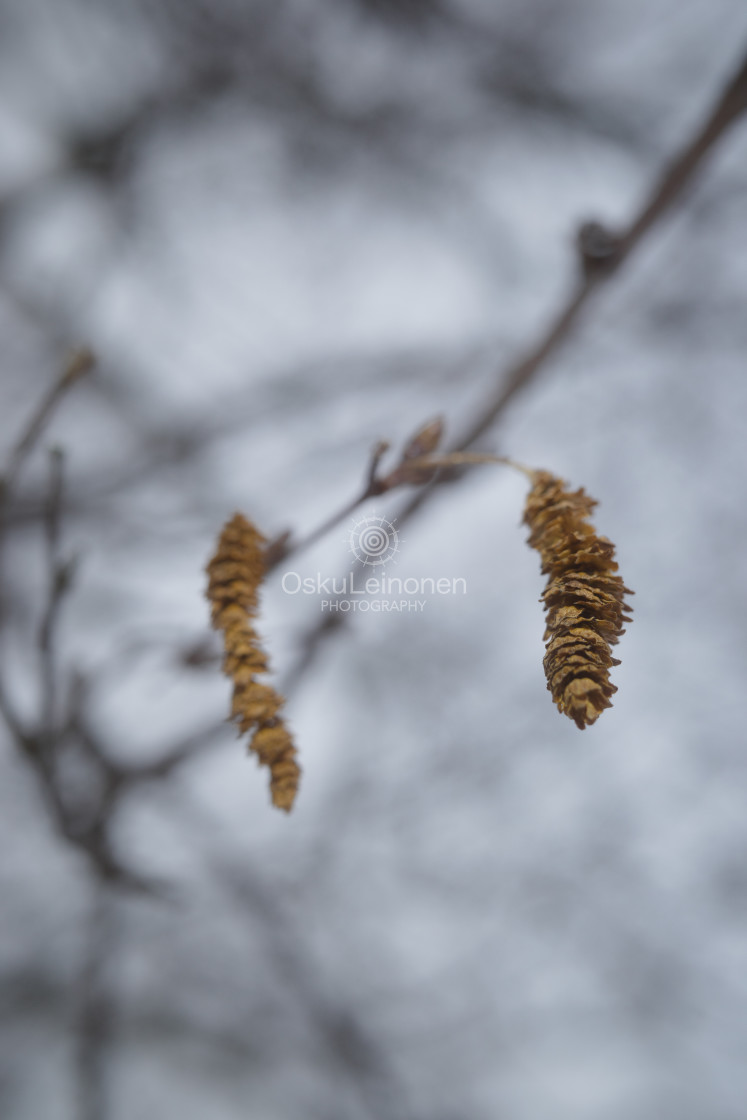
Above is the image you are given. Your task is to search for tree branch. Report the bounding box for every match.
[76,884,117,1120]
[279,42,747,688]
[0,349,94,497]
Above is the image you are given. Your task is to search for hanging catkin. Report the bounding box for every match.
[523,471,633,729]
[206,513,300,811]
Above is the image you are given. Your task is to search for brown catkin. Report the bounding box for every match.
[206,513,300,811]
[523,471,633,729]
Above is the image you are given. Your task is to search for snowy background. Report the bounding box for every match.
[1,1,747,1117]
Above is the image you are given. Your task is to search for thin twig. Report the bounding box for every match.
[450,45,747,455]
[121,718,230,782]
[39,448,72,738]
[266,439,392,571]
[0,436,158,892]
[279,43,747,688]
[1,348,94,495]
[401,452,533,476]
[0,350,211,894]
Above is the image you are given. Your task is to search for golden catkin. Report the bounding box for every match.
[523,471,633,729]
[206,514,300,811]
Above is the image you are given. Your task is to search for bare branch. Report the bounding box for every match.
[0,432,160,894]
[266,420,447,574]
[279,42,747,689]
[76,885,117,1120]
[454,43,747,454]
[38,448,75,739]
[266,438,394,572]
[171,787,417,1120]
[0,349,94,496]
[121,718,229,783]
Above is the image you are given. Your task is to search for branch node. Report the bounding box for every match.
[576,220,623,279]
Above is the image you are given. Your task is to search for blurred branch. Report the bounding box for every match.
[174,787,417,1120]
[0,338,478,535]
[453,44,747,451]
[0,348,94,498]
[268,437,522,577]
[39,449,72,737]
[76,885,117,1120]
[0,363,164,893]
[280,42,747,687]
[222,865,404,1115]
[120,717,229,782]
[265,438,393,570]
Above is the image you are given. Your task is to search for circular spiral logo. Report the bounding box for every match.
[346,515,400,566]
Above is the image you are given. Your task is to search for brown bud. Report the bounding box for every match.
[401,416,444,461]
[382,416,446,488]
[576,221,622,279]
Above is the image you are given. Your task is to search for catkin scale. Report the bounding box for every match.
[523,471,633,729]
[206,514,300,811]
